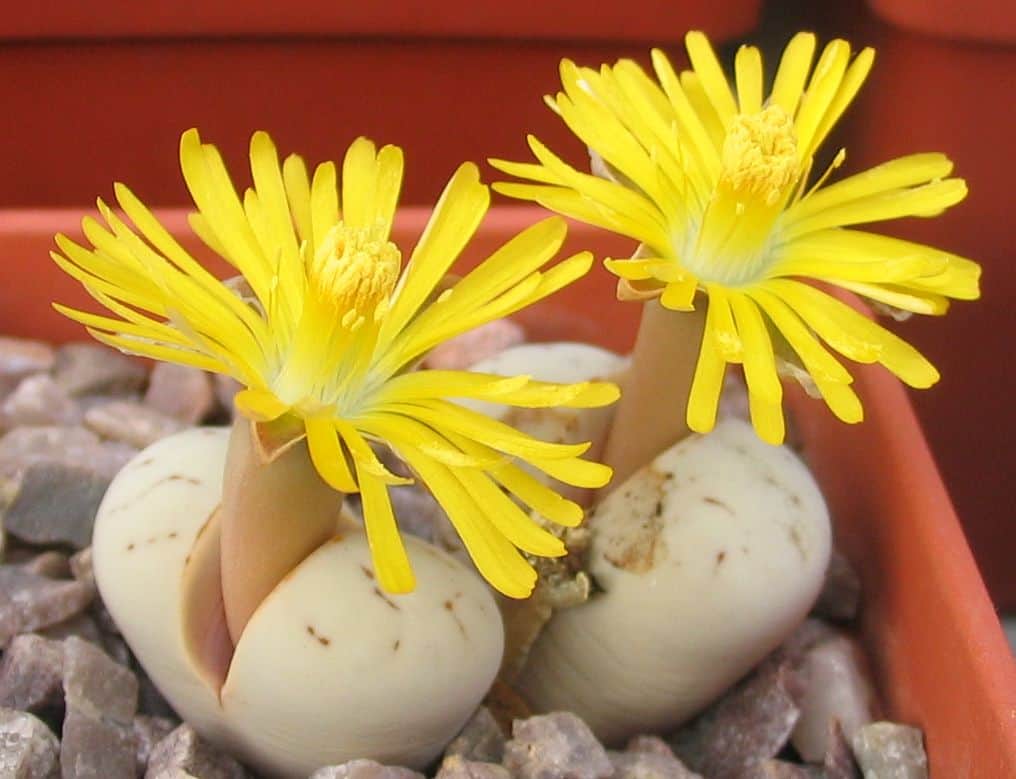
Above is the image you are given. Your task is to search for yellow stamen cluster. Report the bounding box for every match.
[720,106,800,207]
[310,221,401,325]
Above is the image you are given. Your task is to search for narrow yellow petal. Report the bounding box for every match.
[382,400,590,461]
[789,153,954,223]
[748,391,786,445]
[372,144,405,239]
[378,370,618,409]
[659,274,699,311]
[83,330,229,376]
[785,178,967,239]
[685,31,738,127]
[750,288,853,384]
[178,129,273,300]
[767,279,940,387]
[705,287,742,361]
[770,32,817,116]
[529,456,613,489]
[837,280,949,315]
[357,468,415,594]
[806,47,875,158]
[282,154,313,244]
[686,314,726,435]
[735,45,763,114]
[453,467,566,557]
[815,377,864,424]
[400,449,536,598]
[305,417,357,493]
[488,463,585,527]
[234,388,291,422]
[650,48,721,177]
[729,294,782,405]
[310,160,339,255]
[794,39,851,158]
[340,137,380,230]
[335,423,414,486]
[380,163,489,343]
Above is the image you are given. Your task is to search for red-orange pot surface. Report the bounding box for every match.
[1,206,1014,776]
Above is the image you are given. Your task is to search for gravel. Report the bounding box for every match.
[0,335,925,779]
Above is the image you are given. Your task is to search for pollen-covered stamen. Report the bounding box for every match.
[688,106,803,286]
[310,221,401,323]
[720,105,800,206]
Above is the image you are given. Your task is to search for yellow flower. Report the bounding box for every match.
[52,129,619,598]
[491,31,981,444]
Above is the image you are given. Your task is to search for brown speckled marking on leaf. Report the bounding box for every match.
[788,525,807,562]
[373,586,400,611]
[167,474,201,485]
[306,625,331,646]
[393,639,401,652]
[715,550,727,568]
[601,465,670,574]
[702,496,735,515]
[113,472,203,514]
[444,599,468,638]
[360,564,375,581]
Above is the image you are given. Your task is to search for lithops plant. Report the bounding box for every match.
[489,29,978,740]
[93,427,505,776]
[515,417,831,742]
[52,130,618,775]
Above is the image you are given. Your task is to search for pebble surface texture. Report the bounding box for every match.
[0,334,925,778]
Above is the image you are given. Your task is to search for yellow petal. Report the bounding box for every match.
[401,449,536,598]
[357,468,416,594]
[686,303,727,434]
[659,274,699,311]
[310,160,340,255]
[453,467,566,557]
[729,294,782,405]
[789,153,955,223]
[282,154,313,244]
[380,163,489,343]
[748,391,786,445]
[767,279,940,387]
[794,39,851,159]
[770,32,817,116]
[234,388,291,422]
[685,31,738,127]
[304,417,357,493]
[528,455,613,489]
[735,45,763,114]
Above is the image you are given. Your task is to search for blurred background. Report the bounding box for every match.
[1,0,1013,611]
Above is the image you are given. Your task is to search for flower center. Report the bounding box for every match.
[719,106,799,207]
[685,105,802,286]
[310,221,401,323]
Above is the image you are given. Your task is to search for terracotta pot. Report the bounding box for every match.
[1,206,1014,777]
[866,0,1016,43]
[838,20,1016,610]
[0,1,759,210]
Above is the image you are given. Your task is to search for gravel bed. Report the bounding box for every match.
[0,331,928,778]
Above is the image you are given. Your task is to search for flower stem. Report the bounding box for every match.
[598,299,707,490]
[219,418,346,645]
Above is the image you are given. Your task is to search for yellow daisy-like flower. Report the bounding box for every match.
[491,31,981,444]
[52,129,618,598]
